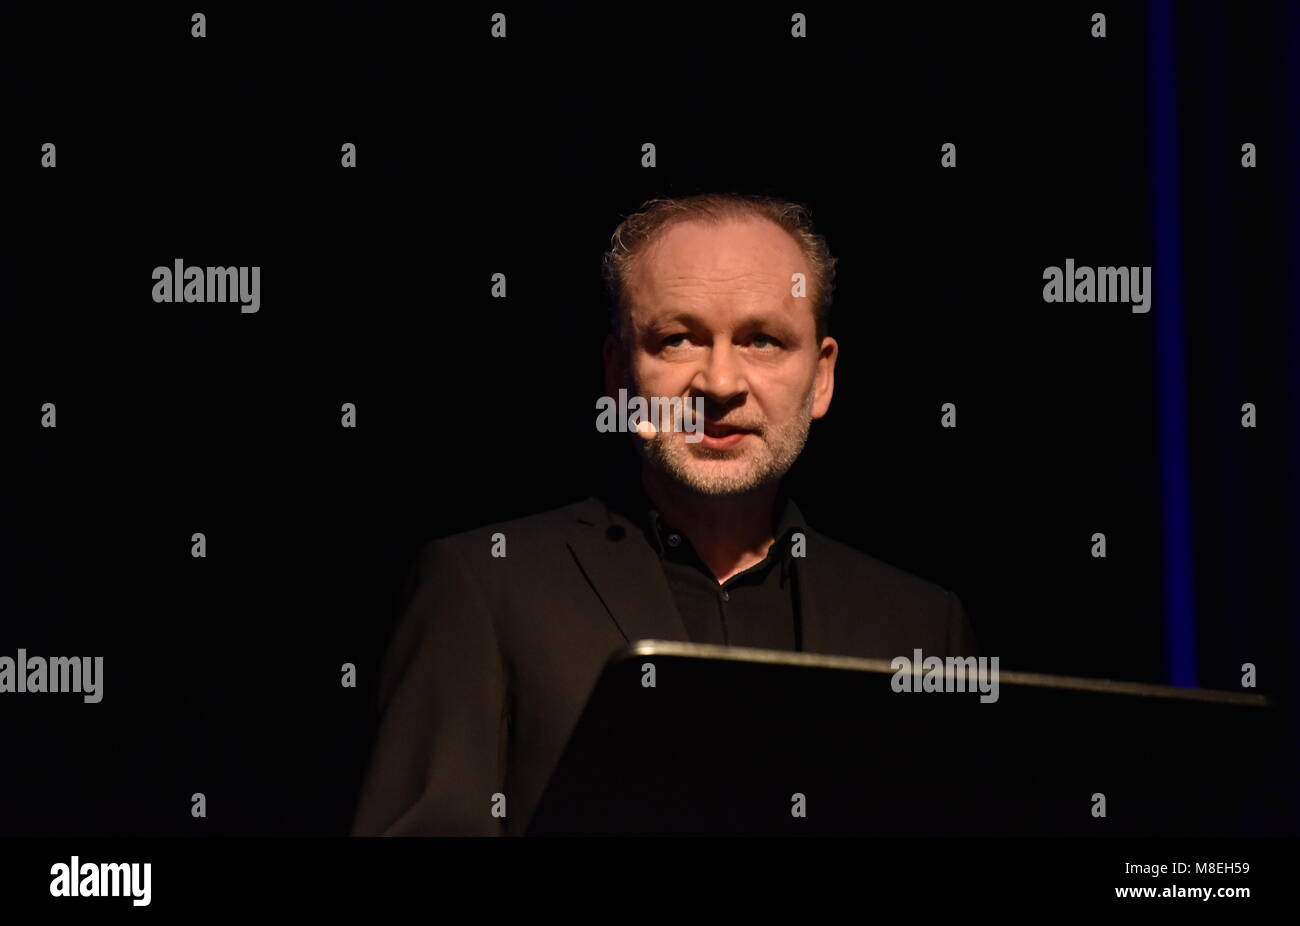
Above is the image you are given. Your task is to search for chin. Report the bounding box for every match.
[673,466,771,498]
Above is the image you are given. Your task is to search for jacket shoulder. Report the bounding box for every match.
[804,528,978,656]
[805,528,955,610]
[413,496,602,562]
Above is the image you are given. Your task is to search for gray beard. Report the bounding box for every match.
[632,384,815,498]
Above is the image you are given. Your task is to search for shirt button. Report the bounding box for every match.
[720,589,730,602]
[666,533,682,548]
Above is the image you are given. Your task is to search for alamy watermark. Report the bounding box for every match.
[50,856,150,906]
[890,648,1000,703]
[0,649,103,703]
[152,259,260,313]
[596,389,705,442]
[1042,259,1152,313]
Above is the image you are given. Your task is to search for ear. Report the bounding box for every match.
[811,336,838,419]
[602,333,626,398]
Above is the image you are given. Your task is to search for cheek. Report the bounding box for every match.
[632,357,689,393]
[625,355,651,385]
[752,368,814,413]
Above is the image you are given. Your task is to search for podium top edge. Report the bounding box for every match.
[623,640,1275,709]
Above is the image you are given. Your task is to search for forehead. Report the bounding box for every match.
[627,216,811,320]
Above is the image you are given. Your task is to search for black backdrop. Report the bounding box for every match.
[2,2,1296,835]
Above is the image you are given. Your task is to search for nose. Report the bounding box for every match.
[690,339,748,405]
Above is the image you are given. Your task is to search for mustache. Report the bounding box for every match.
[676,408,762,433]
[618,382,766,433]
[700,419,761,432]
[682,405,761,431]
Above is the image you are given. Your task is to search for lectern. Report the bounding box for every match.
[526,641,1294,836]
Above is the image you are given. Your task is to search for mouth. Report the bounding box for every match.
[696,422,756,450]
[702,422,752,437]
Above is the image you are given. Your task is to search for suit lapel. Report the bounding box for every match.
[566,495,844,654]
[565,497,691,645]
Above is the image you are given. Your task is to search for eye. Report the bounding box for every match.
[752,333,782,349]
[661,333,689,349]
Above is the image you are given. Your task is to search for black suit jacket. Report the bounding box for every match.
[351,492,979,836]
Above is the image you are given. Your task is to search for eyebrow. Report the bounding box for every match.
[644,311,794,333]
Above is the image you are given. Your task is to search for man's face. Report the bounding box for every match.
[603,216,838,497]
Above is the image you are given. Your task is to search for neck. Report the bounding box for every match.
[641,464,780,584]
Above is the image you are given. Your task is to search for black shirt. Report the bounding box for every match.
[639,487,806,651]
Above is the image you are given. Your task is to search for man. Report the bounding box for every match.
[351,193,979,836]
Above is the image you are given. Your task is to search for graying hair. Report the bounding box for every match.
[601,192,838,345]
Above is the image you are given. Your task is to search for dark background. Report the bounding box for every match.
[1,1,1296,835]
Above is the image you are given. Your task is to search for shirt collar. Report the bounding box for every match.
[643,483,807,563]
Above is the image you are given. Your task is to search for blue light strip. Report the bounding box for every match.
[1148,0,1198,687]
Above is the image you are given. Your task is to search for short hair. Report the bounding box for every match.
[601,192,838,347]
